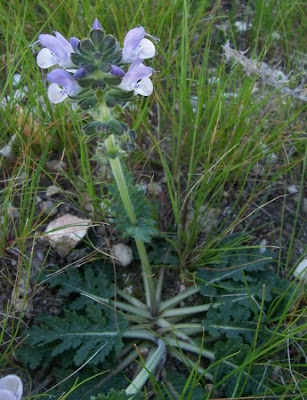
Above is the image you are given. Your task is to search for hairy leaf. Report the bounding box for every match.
[22,303,127,368]
[48,265,115,310]
[214,338,269,397]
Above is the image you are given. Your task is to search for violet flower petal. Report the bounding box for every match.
[110,65,125,77]
[123,62,153,85]
[54,31,74,53]
[123,26,145,55]
[0,375,23,400]
[38,34,66,59]
[136,38,155,60]
[92,18,102,30]
[122,26,156,63]
[47,69,81,96]
[134,76,153,96]
[37,48,56,68]
[0,390,15,400]
[119,62,153,95]
[69,37,80,49]
[48,83,69,104]
[73,68,86,79]
[38,33,75,68]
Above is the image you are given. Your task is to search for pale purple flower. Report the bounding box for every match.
[0,375,23,400]
[122,26,156,64]
[47,69,81,104]
[92,18,102,30]
[37,31,79,69]
[110,65,125,77]
[119,62,153,96]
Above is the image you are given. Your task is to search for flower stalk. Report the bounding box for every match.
[105,134,158,316]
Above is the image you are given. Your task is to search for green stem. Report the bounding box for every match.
[156,318,193,342]
[117,289,148,310]
[155,267,165,303]
[164,337,215,361]
[161,295,250,320]
[99,345,148,387]
[123,329,158,342]
[160,303,211,319]
[125,339,166,397]
[157,320,203,336]
[159,285,200,312]
[81,292,152,319]
[105,134,158,316]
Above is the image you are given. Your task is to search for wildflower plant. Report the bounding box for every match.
[19,19,295,399]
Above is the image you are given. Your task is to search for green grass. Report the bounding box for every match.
[0,0,306,398]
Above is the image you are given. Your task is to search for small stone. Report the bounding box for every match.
[40,201,57,216]
[0,134,16,158]
[11,276,32,313]
[266,152,278,165]
[46,185,62,197]
[179,284,186,293]
[111,243,133,267]
[222,206,232,217]
[7,205,19,219]
[293,258,307,281]
[36,195,43,204]
[13,73,22,86]
[44,214,91,257]
[287,185,299,194]
[147,181,162,196]
[46,159,67,171]
[303,198,307,214]
[272,31,281,40]
[259,239,267,254]
[81,193,94,213]
[124,286,133,295]
[234,21,252,32]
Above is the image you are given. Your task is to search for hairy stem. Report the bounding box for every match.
[105,134,158,316]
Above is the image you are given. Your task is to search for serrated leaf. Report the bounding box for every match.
[214,338,267,396]
[48,266,115,310]
[197,245,275,296]
[24,303,127,367]
[202,302,259,344]
[108,167,157,242]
